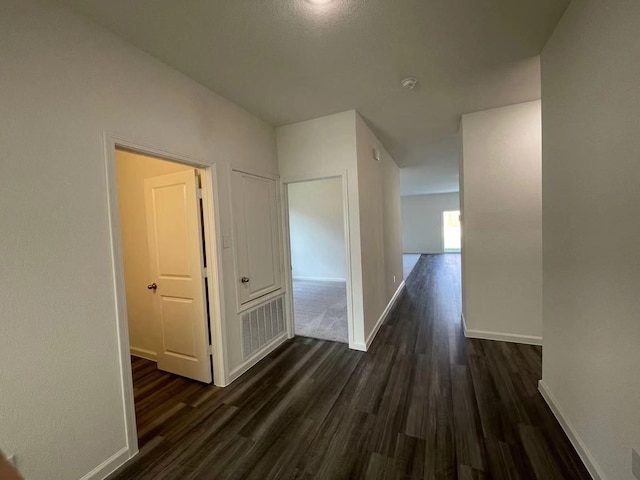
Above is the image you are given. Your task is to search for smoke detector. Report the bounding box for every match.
[401,77,418,90]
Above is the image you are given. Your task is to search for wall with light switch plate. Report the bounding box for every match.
[0,1,278,479]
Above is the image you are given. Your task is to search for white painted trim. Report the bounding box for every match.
[236,288,286,314]
[199,164,229,387]
[352,280,406,351]
[280,171,357,350]
[292,276,347,283]
[78,447,132,480]
[230,164,280,181]
[279,182,296,341]
[103,134,141,459]
[102,133,229,476]
[129,347,157,362]
[281,170,347,184]
[227,332,289,384]
[461,314,543,346]
[538,380,604,480]
[403,251,442,255]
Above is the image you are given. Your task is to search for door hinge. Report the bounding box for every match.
[208,344,214,355]
[197,188,203,199]
[202,267,208,278]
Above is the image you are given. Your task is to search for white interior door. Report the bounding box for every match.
[144,169,212,383]
[232,171,282,305]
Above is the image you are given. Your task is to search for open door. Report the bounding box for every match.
[144,169,212,383]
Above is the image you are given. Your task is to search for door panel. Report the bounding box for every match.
[144,169,212,383]
[232,171,282,305]
[159,297,196,358]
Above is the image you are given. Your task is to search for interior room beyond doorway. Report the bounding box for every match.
[115,148,215,444]
[287,177,349,343]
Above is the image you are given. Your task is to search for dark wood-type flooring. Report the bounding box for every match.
[110,254,590,480]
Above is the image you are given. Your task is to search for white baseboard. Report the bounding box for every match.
[78,446,132,480]
[227,332,289,385]
[353,281,405,352]
[538,380,605,480]
[129,347,157,362]
[461,314,543,346]
[292,276,346,283]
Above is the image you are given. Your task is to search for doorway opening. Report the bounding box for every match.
[285,176,351,344]
[443,210,461,252]
[108,142,223,453]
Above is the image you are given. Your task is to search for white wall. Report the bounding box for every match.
[277,111,366,344]
[401,193,460,254]
[355,114,404,344]
[277,110,403,349]
[460,100,542,342]
[0,1,277,479]
[288,178,346,281]
[541,2,640,479]
[115,151,193,360]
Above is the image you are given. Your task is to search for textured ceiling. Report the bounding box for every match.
[53,0,568,194]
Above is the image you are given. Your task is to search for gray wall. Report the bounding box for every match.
[288,178,346,281]
[401,193,460,254]
[461,100,542,343]
[277,110,404,349]
[355,113,404,345]
[541,1,640,478]
[0,1,277,478]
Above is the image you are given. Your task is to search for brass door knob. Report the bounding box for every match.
[147,283,158,290]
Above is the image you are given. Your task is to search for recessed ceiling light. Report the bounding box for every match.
[302,0,341,18]
[401,77,418,90]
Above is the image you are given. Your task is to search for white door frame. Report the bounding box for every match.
[280,171,356,349]
[102,133,227,458]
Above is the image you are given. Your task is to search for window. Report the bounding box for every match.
[443,210,461,252]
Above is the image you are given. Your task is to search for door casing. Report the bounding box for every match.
[280,171,356,349]
[103,133,227,460]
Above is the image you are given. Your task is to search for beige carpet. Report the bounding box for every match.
[293,279,348,343]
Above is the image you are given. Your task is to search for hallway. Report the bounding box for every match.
[110,255,589,479]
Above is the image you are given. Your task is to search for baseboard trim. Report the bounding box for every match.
[538,380,604,480]
[357,280,405,351]
[227,332,289,385]
[129,347,157,362]
[461,314,542,346]
[78,446,132,480]
[292,276,346,283]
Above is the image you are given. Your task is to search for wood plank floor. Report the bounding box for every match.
[110,254,591,480]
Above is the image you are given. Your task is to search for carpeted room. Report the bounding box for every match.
[287,177,349,343]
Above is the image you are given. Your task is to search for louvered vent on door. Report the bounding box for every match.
[241,296,285,360]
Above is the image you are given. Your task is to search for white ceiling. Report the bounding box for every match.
[53,0,568,195]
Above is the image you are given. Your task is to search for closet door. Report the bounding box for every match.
[232,171,282,305]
